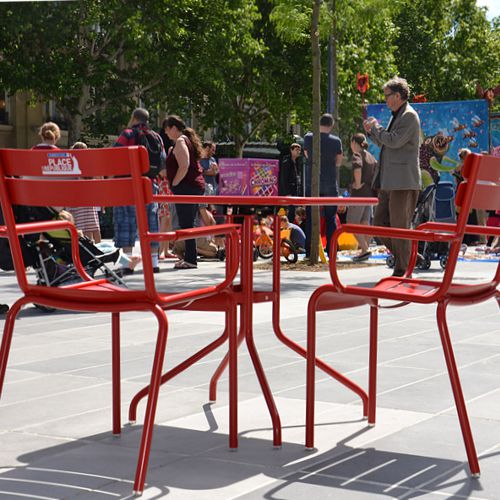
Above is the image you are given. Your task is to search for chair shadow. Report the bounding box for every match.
[1,412,488,499]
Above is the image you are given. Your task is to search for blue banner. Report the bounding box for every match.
[366,99,490,185]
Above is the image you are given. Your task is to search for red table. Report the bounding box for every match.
[141,194,378,446]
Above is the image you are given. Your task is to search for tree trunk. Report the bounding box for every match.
[331,0,340,136]
[234,134,245,158]
[65,113,83,147]
[309,0,322,264]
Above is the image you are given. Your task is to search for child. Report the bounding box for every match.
[66,142,102,243]
[280,215,306,252]
[294,206,306,231]
[157,171,176,259]
[56,209,140,274]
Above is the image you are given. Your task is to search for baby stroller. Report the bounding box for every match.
[416,180,456,269]
[0,206,126,311]
[387,180,456,270]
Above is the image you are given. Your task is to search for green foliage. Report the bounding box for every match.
[393,0,500,105]
[0,0,498,148]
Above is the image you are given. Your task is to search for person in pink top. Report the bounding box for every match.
[32,122,61,150]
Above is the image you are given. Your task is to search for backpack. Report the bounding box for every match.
[133,128,164,178]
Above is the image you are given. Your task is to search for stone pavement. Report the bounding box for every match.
[0,254,499,499]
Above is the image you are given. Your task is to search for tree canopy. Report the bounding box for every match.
[0,0,498,148]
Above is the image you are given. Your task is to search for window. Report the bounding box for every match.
[45,100,67,129]
[0,90,8,124]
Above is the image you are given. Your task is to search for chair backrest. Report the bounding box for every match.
[443,153,500,288]
[0,147,155,293]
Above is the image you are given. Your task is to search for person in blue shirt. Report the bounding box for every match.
[280,216,306,252]
[200,141,219,195]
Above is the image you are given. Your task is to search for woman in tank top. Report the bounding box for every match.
[164,115,205,269]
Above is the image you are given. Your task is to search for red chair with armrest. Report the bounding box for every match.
[0,147,240,495]
[306,153,500,476]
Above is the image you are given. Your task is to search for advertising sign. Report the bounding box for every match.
[219,158,279,196]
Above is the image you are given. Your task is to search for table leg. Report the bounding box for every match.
[242,215,282,446]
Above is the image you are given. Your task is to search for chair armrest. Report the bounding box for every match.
[152,223,241,305]
[328,223,458,291]
[340,223,457,243]
[418,221,500,237]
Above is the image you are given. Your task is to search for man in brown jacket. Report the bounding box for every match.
[364,76,421,277]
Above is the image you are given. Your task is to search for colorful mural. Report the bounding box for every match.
[366,99,490,185]
[490,112,500,157]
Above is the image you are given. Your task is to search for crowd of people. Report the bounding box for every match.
[1,75,498,316]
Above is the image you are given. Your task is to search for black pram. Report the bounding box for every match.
[0,206,125,290]
[413,180,456,269]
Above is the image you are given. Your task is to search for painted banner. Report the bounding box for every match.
[366,99,489,185]
[218,159,248,195]
[490,112,500,157]
[219,158,279,196]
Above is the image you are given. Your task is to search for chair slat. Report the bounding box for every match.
[0,147,149,177]
[5,177,153,207]
[462,154,500,183]
[456,181,500,211]
[455,153,500,212]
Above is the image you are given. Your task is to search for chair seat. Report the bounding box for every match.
[316,287,374,311]
[323,277,498,307]
[446,282,498,303]
[373,277,440,297]
[29,280,149,305]
[28,280,239,312]
[372,277,497,303]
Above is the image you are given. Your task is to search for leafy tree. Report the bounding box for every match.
[0,0,250,144]
[334,0,398,144]
[393,0,500,104]
[185,0,311,157]
[0,1,172,144]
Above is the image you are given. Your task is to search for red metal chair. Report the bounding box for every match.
[0,147,241,495]
[306,153,500,476]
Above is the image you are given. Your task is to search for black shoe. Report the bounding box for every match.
[119,268,134,276]
[392,269,412,278]
[416,253,425,267]
[0,304,9,314]
[153,267,160,274]
[216,248,226,261]
[352,251,372,262]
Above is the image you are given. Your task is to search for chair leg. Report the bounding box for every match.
[436,301,480,476]
[0,298,26,399]
[228,300,238,449]
[129,328,230,423]
[133,306,169,496]
[209,324,245,402]
[368,305,378,425]
[305,293,318,449]
[112,312,121,435]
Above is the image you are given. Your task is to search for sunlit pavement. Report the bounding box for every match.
[0,251,499,499]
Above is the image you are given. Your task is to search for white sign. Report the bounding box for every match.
[41,152,82,175]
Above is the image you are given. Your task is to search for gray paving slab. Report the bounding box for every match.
[0,255,498,498]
